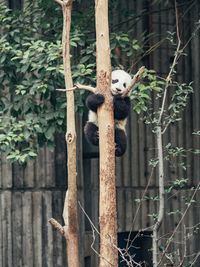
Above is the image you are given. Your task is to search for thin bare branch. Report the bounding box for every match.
[78,201,100,235]
[56,83,96,93]
[152,2,182,265]
[158,183,200,266]
[158,0,181,125]
[76,83,96,93]
[78,202,114,266]
[124,66,145,96]
[56,87,76,91]
[177,225,187,267]
[126,167,155,252]
[48,218,65,236]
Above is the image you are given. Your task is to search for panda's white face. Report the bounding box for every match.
[111,70,132,96]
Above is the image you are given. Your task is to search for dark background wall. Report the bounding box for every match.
[0,0,200,266]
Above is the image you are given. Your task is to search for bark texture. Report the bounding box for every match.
[62,3,80,267]
[95,0,118,266]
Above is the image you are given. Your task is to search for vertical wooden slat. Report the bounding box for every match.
[137,0,146,188]
[12,192,22,267]
[0,156,2,189]
[83,158,92,231]
[13,163,24,188]
[184,9,193,187]
[160,1,171,187]
[117,189,125,232]
[0,192,2,267]
[45,148,55,187]
[24,160,35,188]
[191,2,200,186]
[116,157,123,187]
[141,189,149,230]
[33,192,42,267]
[22,192,33,267]
[36,149,46,188]
[76,114,85,267]
[1,192,13,267]
[1,155,12,189]
[91,158,99,226]
[90,158,99,267]
[52,191,64,267]
[130,109,140,187]
[132,189,142,230]
[123,121,131,186]
[42,191,53,267]
[125,190,133,231]
[55,133,67,187]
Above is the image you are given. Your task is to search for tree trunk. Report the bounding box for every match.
[95,1,118,266]
[62,2,79,267]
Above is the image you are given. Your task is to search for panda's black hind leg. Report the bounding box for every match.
[115,128,127,157]
[84,122,99,146]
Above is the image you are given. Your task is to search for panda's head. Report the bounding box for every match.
[111,70,132,96]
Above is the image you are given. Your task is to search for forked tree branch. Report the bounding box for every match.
[124,66,145,96]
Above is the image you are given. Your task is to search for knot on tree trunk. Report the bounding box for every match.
[66,132,75,143]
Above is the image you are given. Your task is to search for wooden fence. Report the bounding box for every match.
[0,0,200,266]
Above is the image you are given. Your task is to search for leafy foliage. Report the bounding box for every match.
[0,2,144,162]
[1,1,196,164]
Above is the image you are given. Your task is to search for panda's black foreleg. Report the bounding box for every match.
[115,128,127,157]
[113,96,130,120]
[84,122,99,146]
[86,94,105,112]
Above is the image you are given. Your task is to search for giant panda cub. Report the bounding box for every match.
[84,70,132,157]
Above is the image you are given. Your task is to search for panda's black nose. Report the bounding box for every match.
[116,88,122,92]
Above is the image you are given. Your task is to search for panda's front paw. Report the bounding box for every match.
[95,94,105,105]
[86,94,105,112]
[113,96,130,120]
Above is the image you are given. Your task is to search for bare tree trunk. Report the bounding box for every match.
[63,3,79,267]
[49,1,80,267]
[152,2,181,265]
[153,126,165,267]
[95,1,118,266]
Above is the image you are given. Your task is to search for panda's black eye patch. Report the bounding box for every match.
[123,83,126,88]
[112,79,119,84]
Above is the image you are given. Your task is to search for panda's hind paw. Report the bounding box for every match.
[115,128,127,157]
[115,144,126,157]
[84,122,99,146]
